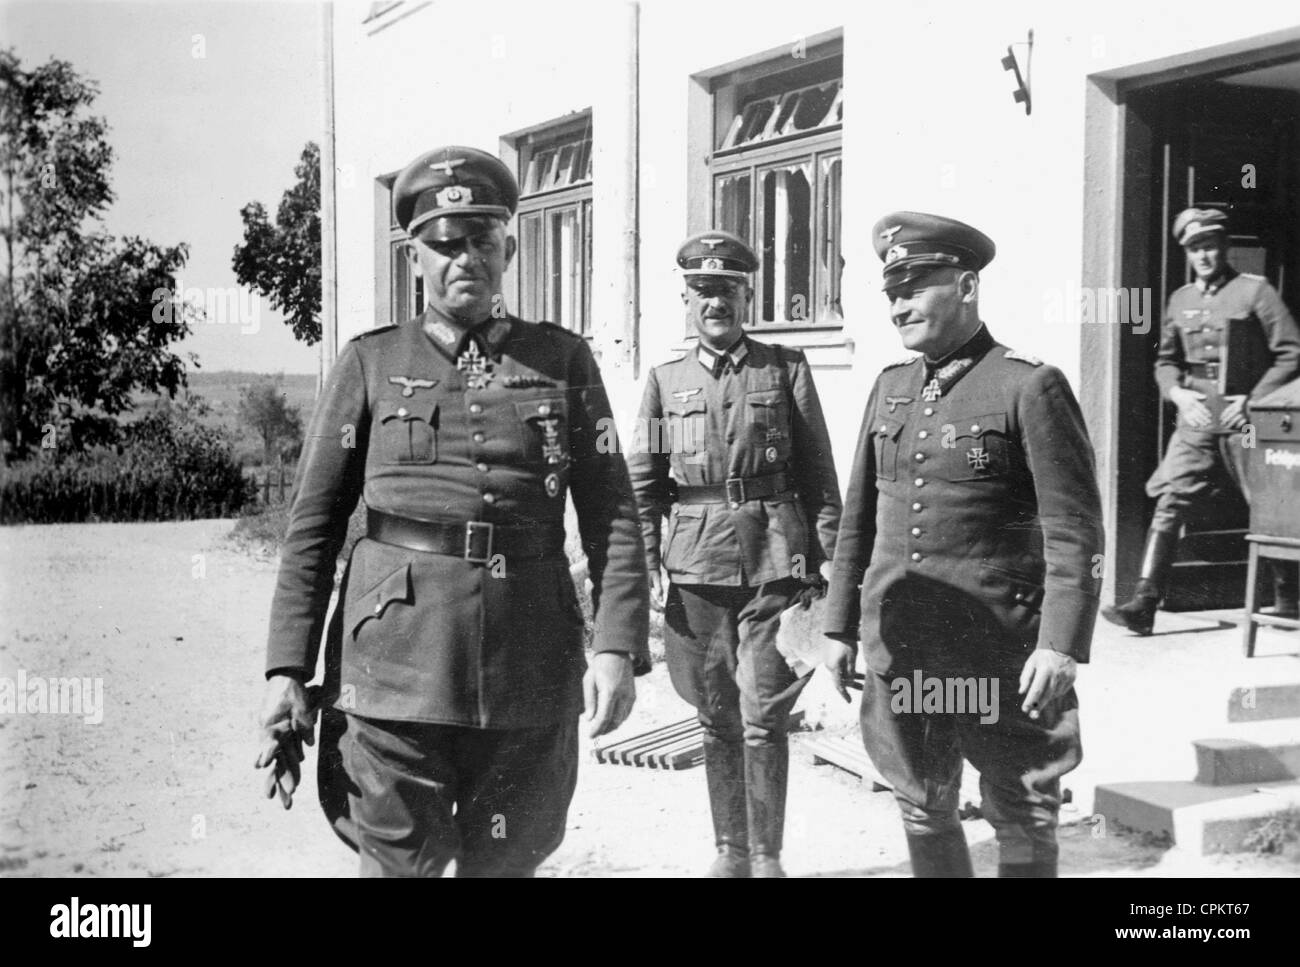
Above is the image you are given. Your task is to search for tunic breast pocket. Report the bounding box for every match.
[872,417,904,481]
[665,399,707,457]
[939,412,1010,482]
[746,389,791,465]
[377,399,439,465]
[516,396,570,467]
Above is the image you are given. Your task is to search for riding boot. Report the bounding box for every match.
[703,736,750,877]
[1100,529,1179,635]
[998,859,1058,877]
[904,827,974,878]
[745,742,789,878]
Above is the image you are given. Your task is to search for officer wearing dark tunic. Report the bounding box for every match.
[823,212,1104,878]
[1103,207,1300,635]
[628,231,842,877]
[255,146,650,877]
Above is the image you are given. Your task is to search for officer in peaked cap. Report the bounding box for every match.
[1102,207,1300,635]
[628,229,842,877]
[823,211,1104,877]
[256,145,650,877]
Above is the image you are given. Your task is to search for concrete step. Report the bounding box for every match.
[1227,683,1300,723]
[1094,779,1300,854]
[1194,720,1300,784]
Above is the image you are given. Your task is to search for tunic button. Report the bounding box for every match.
[970,424,981,434]
[373,602,383,615]
[914,452,925,462]
[483,493,496,505]
[924,407,934,417]
[538,403,551,416]
[397,406,409,418]
[911,527,921,536]
[912,502,922,511]
[879,424,887,433]
[470,403,483,415]
[918,430,928,439]
[476,462,488,472]
[473,432,486,443]
[915,477,925,487]
[911,552,923,562]
[729,502,740,510]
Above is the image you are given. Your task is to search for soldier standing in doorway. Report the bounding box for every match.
[1102,208,1300,635]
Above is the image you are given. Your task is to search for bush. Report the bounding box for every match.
[0,402,254,523]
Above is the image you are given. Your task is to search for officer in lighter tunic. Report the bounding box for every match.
[1102,207,1300,635]
[255,146,650,877]
[628,231,842,877]
[823,212,1104,878]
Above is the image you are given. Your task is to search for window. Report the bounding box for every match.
[380,175,423,324]
[510,114,594,335]
[708,43,842,328]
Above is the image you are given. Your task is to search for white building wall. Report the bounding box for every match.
[331,0,1300,473]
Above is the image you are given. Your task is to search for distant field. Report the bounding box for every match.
[134,370,319,467]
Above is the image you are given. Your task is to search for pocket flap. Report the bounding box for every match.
[674,502,706,519]
[746,389,785,408]
[873,417,905,440]
[952,412,1007,440]
[378,399,438,425]
[666,399,707,417]
[515,397,568,422]
[350,563,412,638]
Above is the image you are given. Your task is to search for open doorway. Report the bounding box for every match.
[1090,38,1300,610]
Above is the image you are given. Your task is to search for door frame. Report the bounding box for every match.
[1082,29,1300,603]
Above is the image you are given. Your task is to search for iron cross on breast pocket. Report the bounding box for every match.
[538,417,564,463]
[967,446,991,471]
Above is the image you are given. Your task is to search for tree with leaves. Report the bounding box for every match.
[0,49,198,461]
[233,141,321,345]
[238,378,302,466]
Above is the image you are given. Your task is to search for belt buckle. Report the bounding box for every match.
[464,521,494,564]
[724,477,746,507]
[1204,361,1219,379]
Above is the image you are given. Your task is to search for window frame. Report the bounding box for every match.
[704,40,843,333]
[507,112,595,336]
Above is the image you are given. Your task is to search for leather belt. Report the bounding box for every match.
[1187,361,1221,380]
[366,508,564,564]
[675,472,792,506]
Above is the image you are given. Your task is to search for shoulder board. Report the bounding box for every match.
[1240,272,1266,282]
[882,356,919,371]
[1004,349,1043,366]
[350,324,398,342]
[538,320,582,340]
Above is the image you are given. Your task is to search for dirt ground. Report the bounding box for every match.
[1,519,1297,878]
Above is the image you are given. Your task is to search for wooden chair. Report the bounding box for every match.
[1242,534,1300,657]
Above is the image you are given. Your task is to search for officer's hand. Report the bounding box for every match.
[1018,650,1076,719]
[649,570,668,613]
[584,652,636,739]
[255,675,318,809]
[822,639,857,703]
[1171,387,1212,429]
[1220,395,1248,431]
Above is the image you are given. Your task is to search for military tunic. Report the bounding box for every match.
[267,313,649,727]
[1147,268,1300,529]
[823,325,1104,854]
[629,336,841,741]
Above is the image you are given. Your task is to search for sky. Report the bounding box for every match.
[2,0,326,375]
